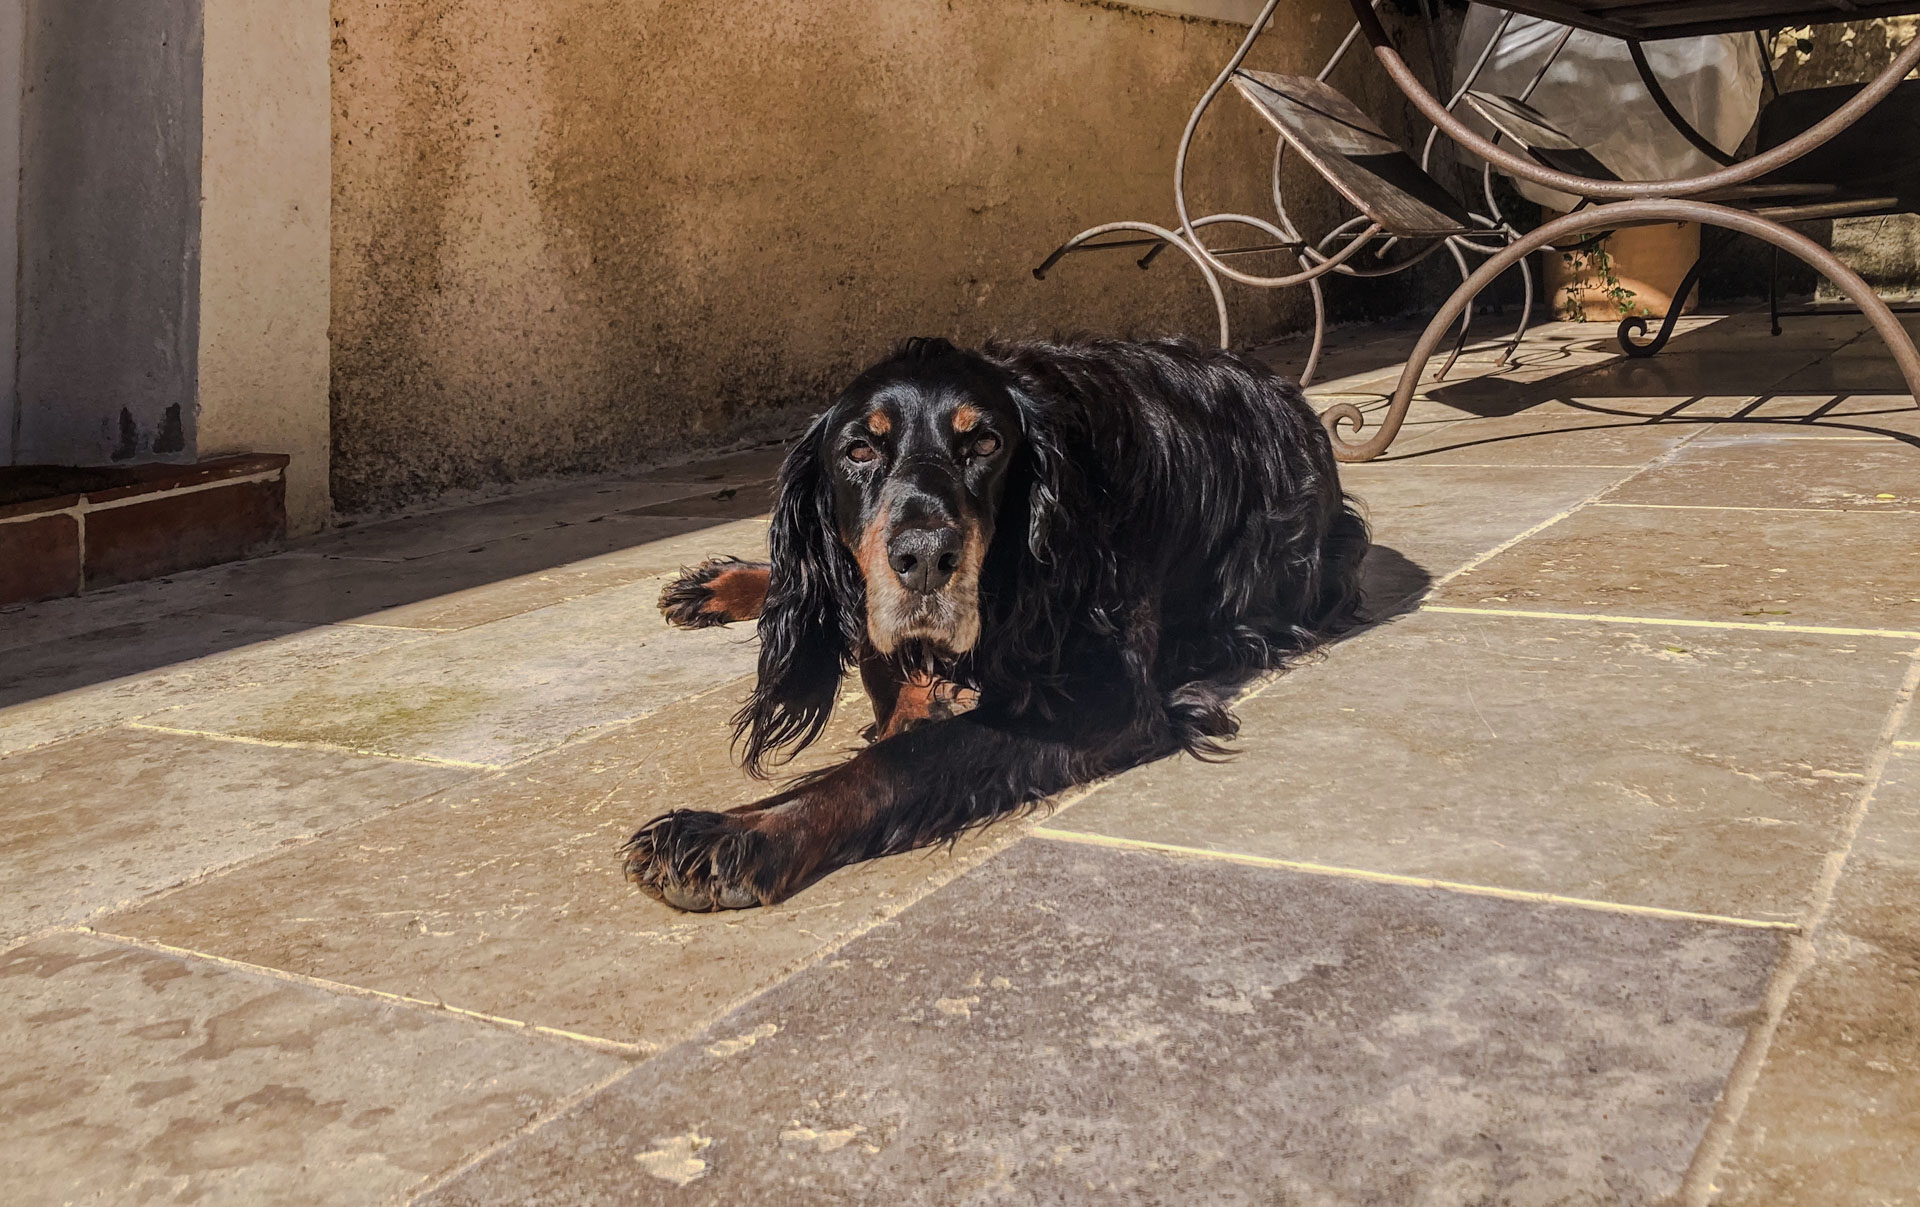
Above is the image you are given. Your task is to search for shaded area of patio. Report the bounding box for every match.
[2,308,1917,1204]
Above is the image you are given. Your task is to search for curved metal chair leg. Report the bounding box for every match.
[1499,254,1535,367]
[1435,239,1476,382]
[1322,200,1920,463]
[1300,278,1327,388]
[1034,221,1232,349]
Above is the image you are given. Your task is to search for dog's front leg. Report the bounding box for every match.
[622,715,1093,911]
[856,646,976,742]
[658,557,771,628]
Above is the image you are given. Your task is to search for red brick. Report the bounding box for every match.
[82,454,288,506]
[84,476,286,590]
[0,512,82,606]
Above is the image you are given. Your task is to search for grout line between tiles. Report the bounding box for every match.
[78,927,656,1056]
[1420,605,1920,641]
[1375,462,1644,470]
[486,666,766,773]
[337,621,464,632]
[1594,501,1919,515]
[1691,434,1903,441]
[1678,643,1920,1205]
[1029,828,1799,932]
[395,1059,648,1205]
[1423,427,1711,593]
[404,808,1085,1204]
[103,676,759,923]
[121,722,502,770]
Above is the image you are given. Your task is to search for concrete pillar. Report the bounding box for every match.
[196,0,331,533]
[0,0,21,467]
[10,0,331,535]
[14,1,204,470]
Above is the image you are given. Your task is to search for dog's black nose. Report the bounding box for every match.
[887,526,963,594]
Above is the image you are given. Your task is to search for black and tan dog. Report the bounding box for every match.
[628,336,1368,910]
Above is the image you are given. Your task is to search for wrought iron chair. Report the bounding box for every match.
[1033,0,1541,387]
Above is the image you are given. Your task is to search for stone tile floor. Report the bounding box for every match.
[2,309,1916,1205]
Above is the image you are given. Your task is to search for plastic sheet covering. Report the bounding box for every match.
[1452,4,1766,210]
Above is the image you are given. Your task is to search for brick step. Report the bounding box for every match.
[0,454,288,606]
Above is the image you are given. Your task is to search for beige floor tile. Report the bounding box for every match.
[0,618,423,758]
[0,726,471,942]
[1308,389,1483,435]
[617,478,777,520]
[1044,611,1910,922]
[0,932,624,1207]
[1714,751,1920,1204]
[1340,464,1632,596]
[1549,349,1832,400]
[1,572,277,657]
[183,514,754,631]
[100,685,1029,1050]
[623,444,791,485]
[1669,312,1870,352]
[154,570,763,767]
[1547,394,1776,422]
[421,838,1779,1207]
[330,517,771,632]
[285,475,770,563]
[1382,412,1706,467]
[1332,363,1616,425]
[1434,504,1920,632]
[1730,393,1920,438]
[1267,326,1425,388]
[1605,437,1920,512]
[1775,356,1916,396]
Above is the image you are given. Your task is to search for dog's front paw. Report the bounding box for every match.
[623,809,777,911]
[658,558,769,629]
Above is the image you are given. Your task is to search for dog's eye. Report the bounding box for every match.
[969,434,1001,458]
[845,440,878,464]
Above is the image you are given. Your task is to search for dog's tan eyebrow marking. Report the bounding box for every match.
[865,410,891,436]
[951,403,983,433]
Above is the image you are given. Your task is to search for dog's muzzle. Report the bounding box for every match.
[865,519,983,656]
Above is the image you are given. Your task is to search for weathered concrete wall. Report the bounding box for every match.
[0,0,23,466]
[329,0,1382,514]
[198,0,332,532]
[15,0,203,466]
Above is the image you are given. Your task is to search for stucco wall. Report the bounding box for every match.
[15,0,203,466]
[329,0,1383,514]
[198,0,332,532]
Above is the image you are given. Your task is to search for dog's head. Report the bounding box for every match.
[735,338,1053,772]
[825,342,1019,657]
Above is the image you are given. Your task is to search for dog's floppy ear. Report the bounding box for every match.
[734,414,863,775]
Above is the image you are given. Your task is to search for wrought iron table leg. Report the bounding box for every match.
[1323,199,1920,463]
[1770,246,1783,336]
[1617,229,1734,358]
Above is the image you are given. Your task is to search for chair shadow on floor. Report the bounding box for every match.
[1378,395,1920,461]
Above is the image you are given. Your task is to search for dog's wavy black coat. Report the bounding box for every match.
[626,336,1368,910]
